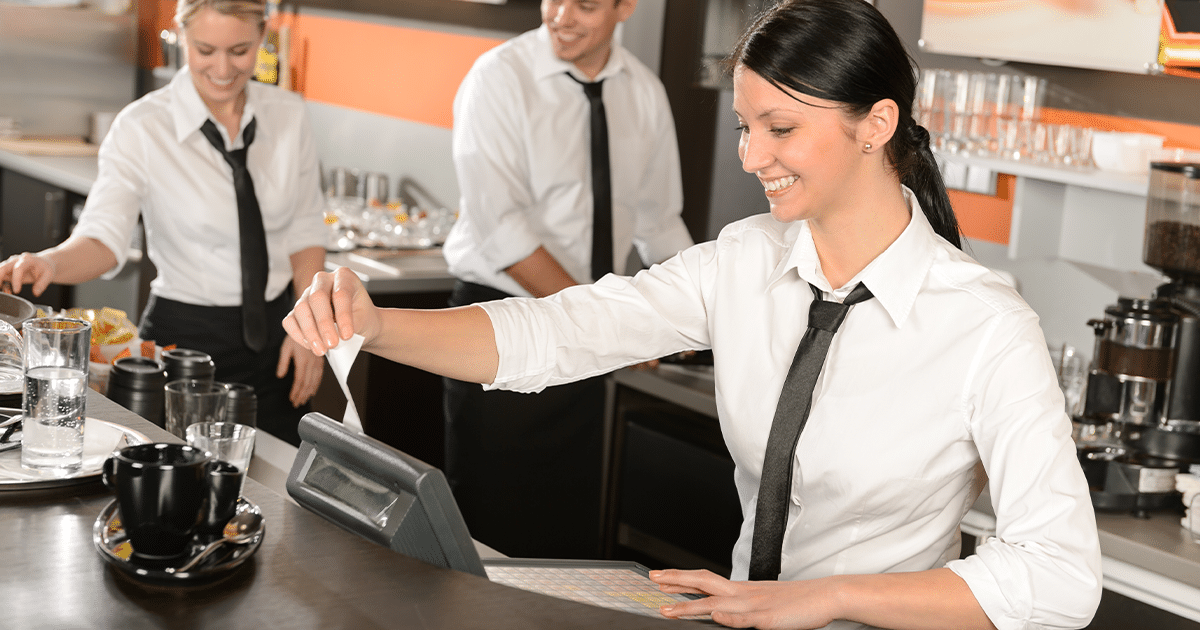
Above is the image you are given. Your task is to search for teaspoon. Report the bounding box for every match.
[170,510,264,574]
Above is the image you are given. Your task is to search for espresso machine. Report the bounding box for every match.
[1078,160,1200,514]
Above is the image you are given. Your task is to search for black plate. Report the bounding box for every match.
[92,497,265,582]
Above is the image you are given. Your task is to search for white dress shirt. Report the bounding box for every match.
[72,67,327,306]
[480,189,1103,630]
[442,25,694,296]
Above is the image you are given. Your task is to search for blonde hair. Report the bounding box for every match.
[176,0,266,32]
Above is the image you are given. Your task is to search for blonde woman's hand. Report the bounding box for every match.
[0,252,56,297]
[278,335,324,406]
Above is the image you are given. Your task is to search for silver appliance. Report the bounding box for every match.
[1078,160,1200,514]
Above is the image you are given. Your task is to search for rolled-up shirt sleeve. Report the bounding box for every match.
[452,62,541,273]
[946,311,1103,630]
[72,109,147,277]
[631,81,692,266]
[283,105,329,255]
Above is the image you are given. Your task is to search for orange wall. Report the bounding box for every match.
[287,14,503,129]
[138,3,503,129]
[952,109,1200,246]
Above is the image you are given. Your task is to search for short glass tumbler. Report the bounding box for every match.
[164,379,228,439]
[186,422,256,494]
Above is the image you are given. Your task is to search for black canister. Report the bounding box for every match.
[225,382,257,428]
[163,348,215,384]
[107,357,167,426]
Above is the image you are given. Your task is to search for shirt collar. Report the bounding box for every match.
[532,24,628,84]
[168,66,258,149]
[765,186,939,328]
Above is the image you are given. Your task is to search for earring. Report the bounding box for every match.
[864,143,872,151]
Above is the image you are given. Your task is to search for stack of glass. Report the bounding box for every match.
[914,69,1095,170]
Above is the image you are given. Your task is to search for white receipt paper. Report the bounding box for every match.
[324,333,365,433]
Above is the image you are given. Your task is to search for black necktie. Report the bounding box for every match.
[568,74,613,281]
[748,281,875,581]
[199,117,269,353]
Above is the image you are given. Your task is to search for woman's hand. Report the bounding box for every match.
[650,569,841,630]
[277,335,324,407]
[284,266,381,357]
[0,252,56,297]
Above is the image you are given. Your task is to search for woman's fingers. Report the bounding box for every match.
[285,267,371,357]
[285,273,335,356]
[651,569,739,596]
[329,266,363,341]
[3,253,49,296]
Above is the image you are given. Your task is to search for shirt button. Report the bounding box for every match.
[791,493,802,507]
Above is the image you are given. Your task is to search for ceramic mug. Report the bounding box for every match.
[101,443,244,559]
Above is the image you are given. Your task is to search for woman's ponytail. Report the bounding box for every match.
[890,121,963,250]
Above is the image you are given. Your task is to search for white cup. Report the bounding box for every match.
[89,112,117,146]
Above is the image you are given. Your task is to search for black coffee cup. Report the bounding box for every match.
[162,348,215,385]
[200,461,243,540]
[101,443,244,559]
[107,357,167,427]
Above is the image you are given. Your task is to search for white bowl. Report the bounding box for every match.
[1091,131,1165,175]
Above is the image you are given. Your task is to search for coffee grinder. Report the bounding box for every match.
[1078,160,1200,514]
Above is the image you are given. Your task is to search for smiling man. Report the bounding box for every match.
[440,0,694,559]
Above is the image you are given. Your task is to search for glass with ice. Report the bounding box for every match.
[21,318,91,476]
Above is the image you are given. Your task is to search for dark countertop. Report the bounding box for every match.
[1,390,703,629]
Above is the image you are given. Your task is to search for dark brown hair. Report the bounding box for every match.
[729,0,962,249]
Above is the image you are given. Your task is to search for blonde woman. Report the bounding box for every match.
[0,0,326,446]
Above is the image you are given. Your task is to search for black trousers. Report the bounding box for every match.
[444,280,605,559]
[139,289,308,446]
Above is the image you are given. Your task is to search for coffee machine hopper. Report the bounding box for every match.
[1078,160,1200,515]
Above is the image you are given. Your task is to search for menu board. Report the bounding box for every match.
[919,0,1164,75]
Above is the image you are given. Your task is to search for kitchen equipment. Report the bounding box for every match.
[89,111,116,145]
[106,357,167,428]
[162,348,215,385]
[1078,159,1200,513]
[0,292,36,327]
[1090,131,1165,175]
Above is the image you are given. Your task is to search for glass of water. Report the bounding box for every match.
[21,318,91,476]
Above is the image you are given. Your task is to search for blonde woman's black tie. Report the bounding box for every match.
[199,117,269,353]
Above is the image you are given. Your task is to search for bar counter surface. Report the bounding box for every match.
[3,390,701,630]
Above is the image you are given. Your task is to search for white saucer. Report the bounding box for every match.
[0,414,150,490]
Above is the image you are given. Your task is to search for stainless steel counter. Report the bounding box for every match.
[610,365,1200,622]
[325,248,455,294]
[0,148,96,196]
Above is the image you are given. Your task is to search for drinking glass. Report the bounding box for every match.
[164,379,228,439]
[186,422,256,493]
[0,320,22,397]
[942,70,971,153]
[1071,126,1095,169]
[1057,344,1087,419]
[21,318,91,475]
[1188,491,1200,545]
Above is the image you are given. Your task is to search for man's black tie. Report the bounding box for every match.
[199,117,269,353]
[748,282,875,581]
[568,74,613,281]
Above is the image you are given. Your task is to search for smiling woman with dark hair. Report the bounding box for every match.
[285,1,1102,628]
